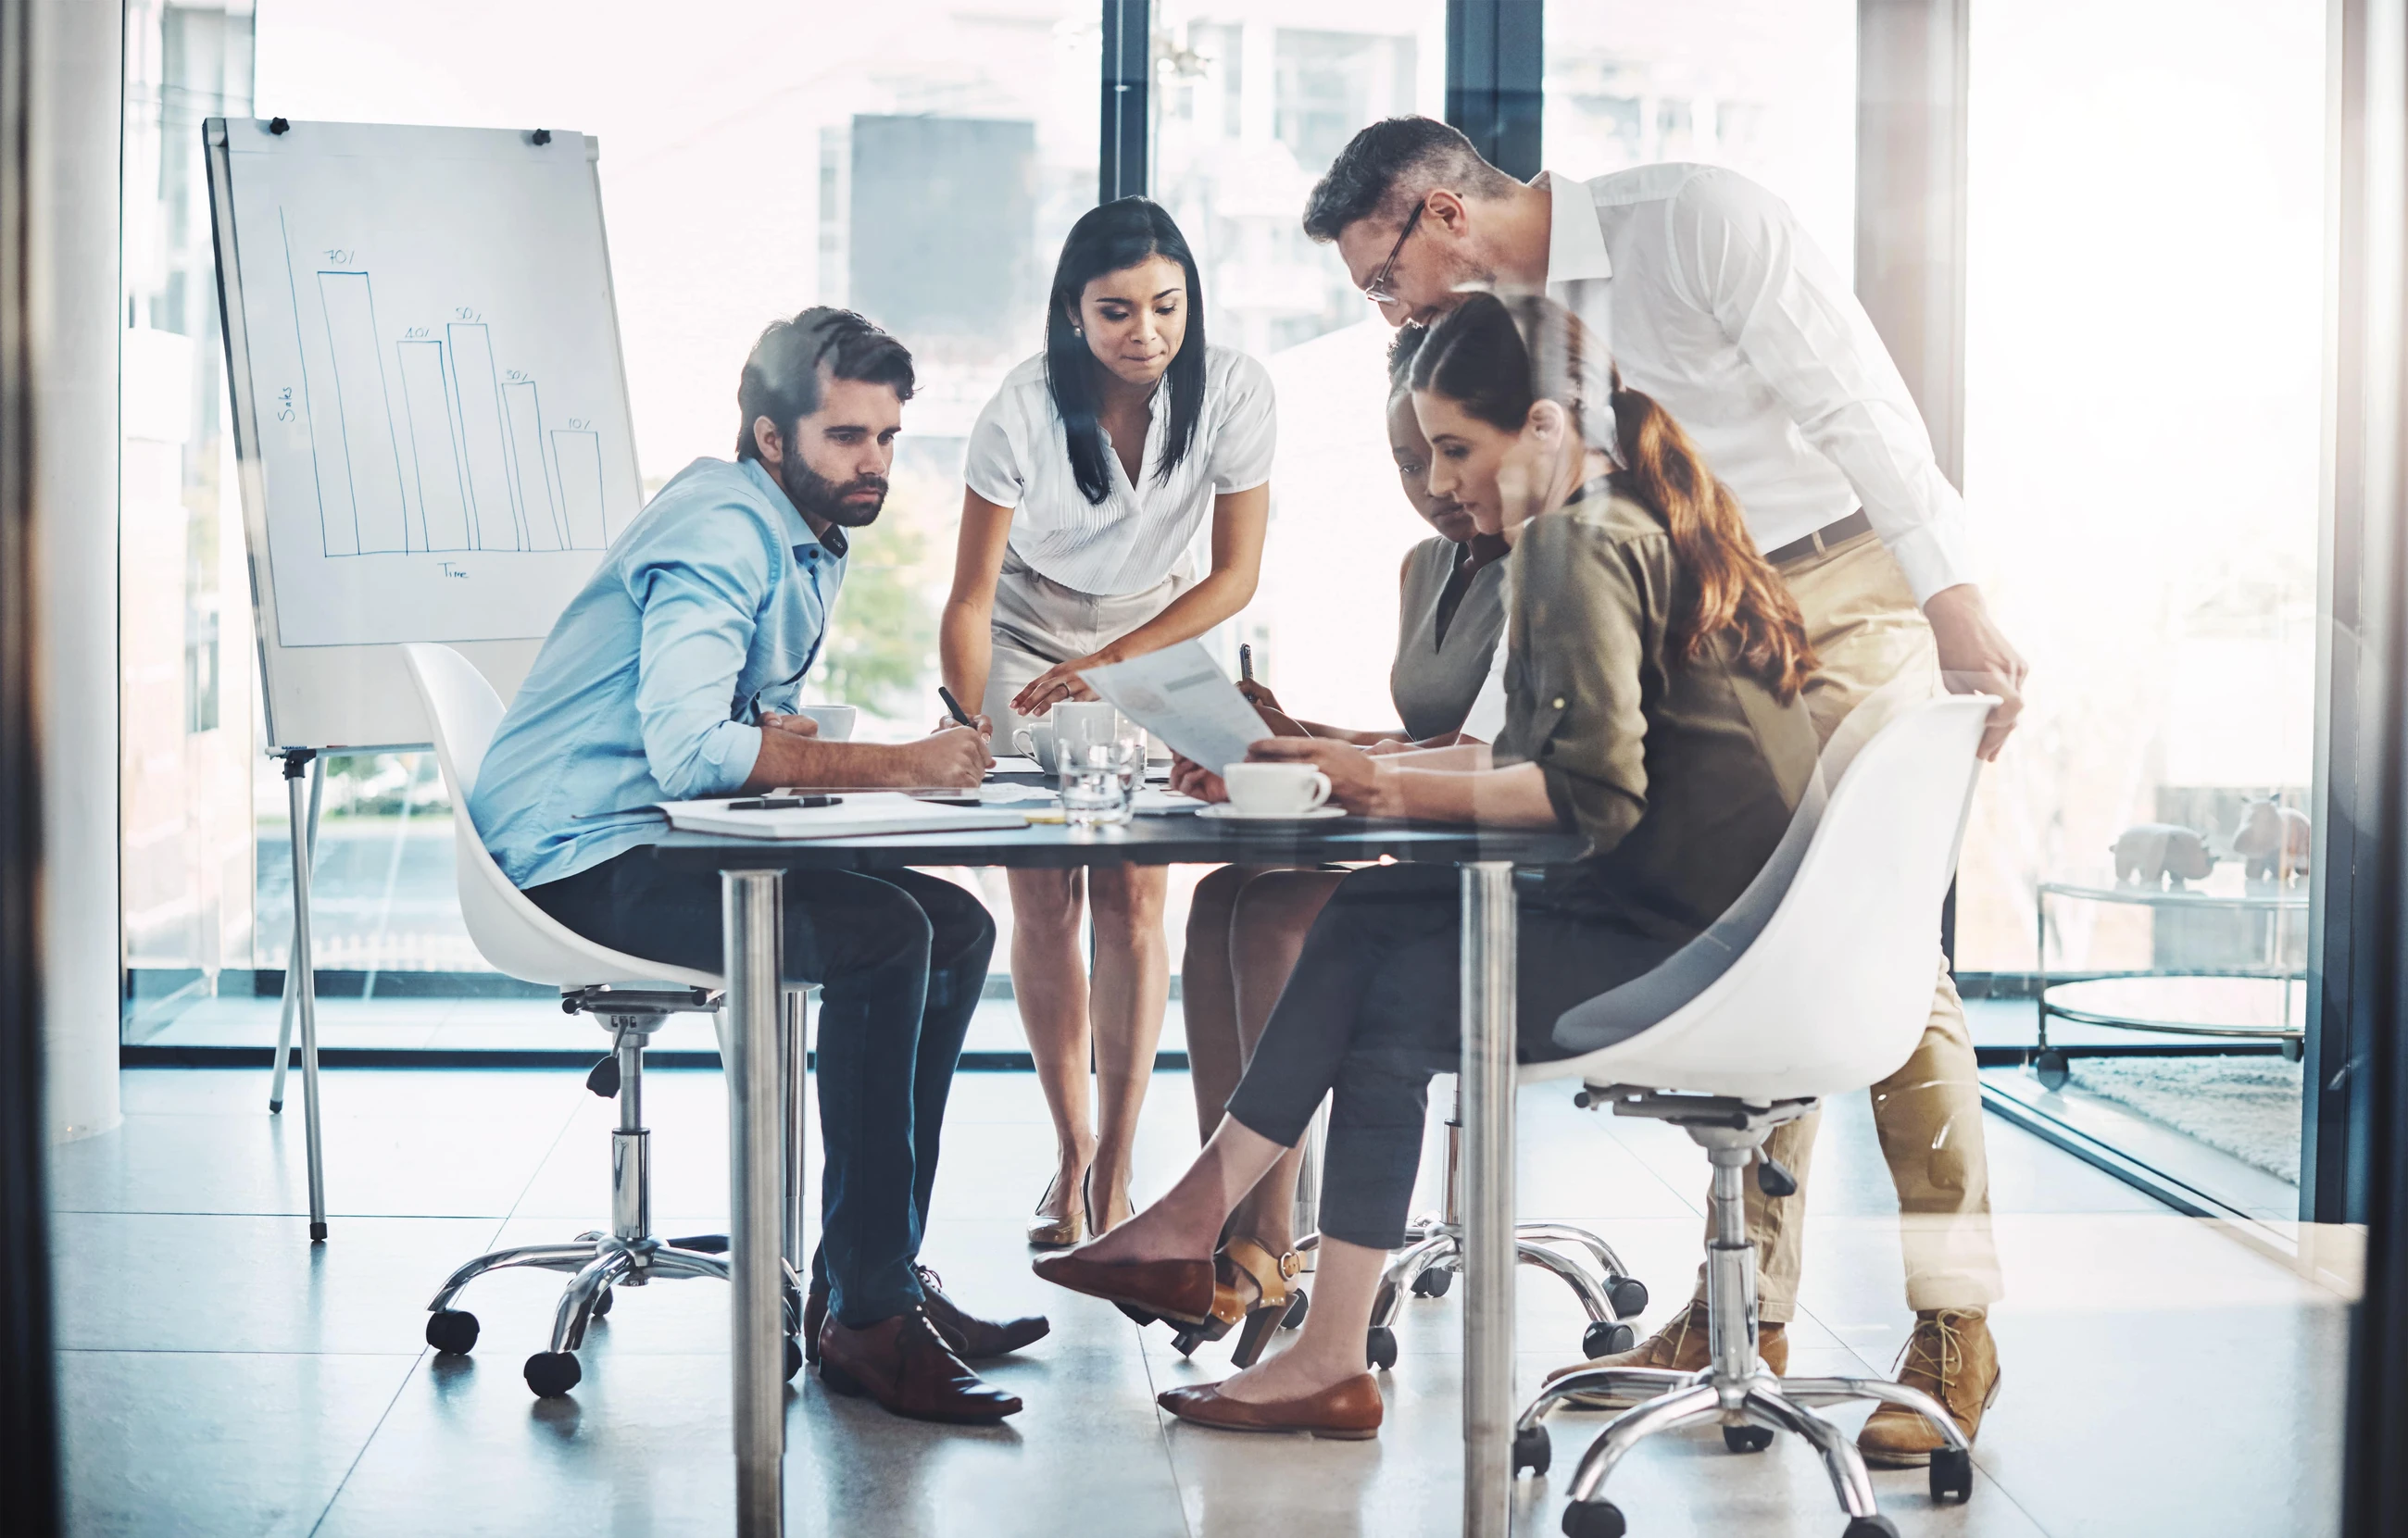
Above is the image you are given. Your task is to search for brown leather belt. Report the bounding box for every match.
[1765,509,1872,567]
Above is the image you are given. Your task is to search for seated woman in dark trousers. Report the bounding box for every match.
[1178,323,1510,1328]
[1034,291,1822,1438]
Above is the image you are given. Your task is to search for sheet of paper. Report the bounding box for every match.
[986,756,1043,775]
[1078,642,1272,775]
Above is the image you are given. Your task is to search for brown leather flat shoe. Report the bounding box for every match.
[1031,1244,1216,1326]
[803,1269,1050,1367]
[1157,1374,1383,1440]
[815,1309,1022,1423]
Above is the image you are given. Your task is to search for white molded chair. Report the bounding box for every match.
[402,643,806,1399]
[1513,693,1995,1538]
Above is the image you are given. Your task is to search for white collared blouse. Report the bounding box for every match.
[964,344,1275,598]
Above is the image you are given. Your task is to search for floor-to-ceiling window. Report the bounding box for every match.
[1957,0,2328,1232]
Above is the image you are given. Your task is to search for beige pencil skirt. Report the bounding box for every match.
[983,552,1189,741]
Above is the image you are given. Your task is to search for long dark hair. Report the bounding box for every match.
[1412,292,1817,703]
[1044,198,1207,506]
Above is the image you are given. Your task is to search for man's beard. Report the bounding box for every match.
[778,455,888,529]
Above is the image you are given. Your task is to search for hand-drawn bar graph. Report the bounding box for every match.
[552,431,607,548]
[395,341,469,550]
[317,272,410,555]
[282,230,614,557]
[502,381,565,551]
[445,323,520,552]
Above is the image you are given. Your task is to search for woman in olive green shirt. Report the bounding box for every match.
[1033,292,1822,1440]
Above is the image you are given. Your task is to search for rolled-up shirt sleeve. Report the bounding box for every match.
[1207,352,1277,494]
[1664,169,1976,604]
[625,513,773,800]
[1511,520,1652,854]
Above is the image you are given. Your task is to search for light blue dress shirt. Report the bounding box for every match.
[470,456,847,888]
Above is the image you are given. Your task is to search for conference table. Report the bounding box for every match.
[656,802,1589,1538]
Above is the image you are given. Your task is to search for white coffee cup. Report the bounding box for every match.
[1050,700,1122,756]
[1222,761,1332,816]
[1011,721,1060,773]
[798,705,856,742]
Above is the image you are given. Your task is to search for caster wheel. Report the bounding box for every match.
[784,1335,804,1383]
[1929,1445,1974,1504]
[523,1350,582,1398]
[1583,1319,1637,1358]
[2281,1036,2304,1063]
[1411,1267,1454,1299]
[425,1308,479,1355]
[1724,1424,1775,1454]
[1607,1275,1648,1319]
[1365,1326,1398,1371]
[1511,1425,1551,1477]
[2035,1049,2070,1091]
[1171,1327,1207,1357]
[1561,1498,1626,1538]
[1282,1287,1309,1329]
[591,1286,613,1319]
[1842,1519,1900,1538]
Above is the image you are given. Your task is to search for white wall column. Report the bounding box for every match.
[33,0,124,1142]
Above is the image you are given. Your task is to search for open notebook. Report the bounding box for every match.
[660,792,1031,841]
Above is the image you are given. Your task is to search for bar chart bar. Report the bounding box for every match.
[551,430,607,548]
[446,323,519,551]
[501,380,563,551]
[395,341,470,551]
[316,272,409,555]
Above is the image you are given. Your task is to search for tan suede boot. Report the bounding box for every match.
[1857,1307,2000,1468]
[1541,1299,1787,1409]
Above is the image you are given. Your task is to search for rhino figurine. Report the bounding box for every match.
[2111,823,2214,889]
[2233,797,2311,884]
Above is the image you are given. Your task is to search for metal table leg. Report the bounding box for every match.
[722,870,786,1538]
[1459,860,1516,1538]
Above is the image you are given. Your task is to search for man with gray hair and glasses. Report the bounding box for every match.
[1301,115,2019,1467]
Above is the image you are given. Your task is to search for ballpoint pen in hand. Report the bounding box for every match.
[937,685,977,730]
[1238,644,1254,684]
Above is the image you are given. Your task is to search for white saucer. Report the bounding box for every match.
[1197,804,1348,822]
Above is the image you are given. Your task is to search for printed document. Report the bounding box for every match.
[1078,643,1272,774]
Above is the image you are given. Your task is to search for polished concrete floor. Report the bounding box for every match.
[51,1064,2347,1537]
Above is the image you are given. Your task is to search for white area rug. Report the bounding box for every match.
[2066,1055,2305,1185]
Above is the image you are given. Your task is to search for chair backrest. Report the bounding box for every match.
[1536,694,1992,1103]
[401,643,718,992]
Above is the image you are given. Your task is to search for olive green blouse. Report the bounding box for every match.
[1493,478,1819,940]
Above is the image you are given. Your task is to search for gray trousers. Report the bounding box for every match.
[1223,862,1678,1252]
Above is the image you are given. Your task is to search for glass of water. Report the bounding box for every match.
[1059,741,1129,828]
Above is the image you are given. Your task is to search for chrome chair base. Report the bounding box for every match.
[1338,1093,1649,1373]
[420,989,808,1399]
[1517,1091,1975,1535]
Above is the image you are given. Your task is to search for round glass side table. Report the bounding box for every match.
[2033,872,2308,1090]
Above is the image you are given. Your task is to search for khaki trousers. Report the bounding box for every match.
[1691,531,2004,1319]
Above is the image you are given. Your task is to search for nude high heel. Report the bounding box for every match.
[1026,1170,1087,1250]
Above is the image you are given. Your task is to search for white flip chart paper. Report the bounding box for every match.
[223,124,639,647]
[1078,642,1273,774]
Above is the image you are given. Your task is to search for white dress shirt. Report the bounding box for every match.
[964,344,1276,597]
[1542,165,1975,605]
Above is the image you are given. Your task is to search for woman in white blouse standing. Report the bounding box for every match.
[942,198,1274,1247]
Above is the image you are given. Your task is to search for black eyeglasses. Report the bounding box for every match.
[1362,200,1427,306]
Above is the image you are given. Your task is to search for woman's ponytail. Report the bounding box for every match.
[1609,381,1817,704]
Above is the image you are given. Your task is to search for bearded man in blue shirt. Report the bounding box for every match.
[472,307,1043,1423]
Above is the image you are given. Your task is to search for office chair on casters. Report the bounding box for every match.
[1511,694,1997,1538]
[402,644,810,1400]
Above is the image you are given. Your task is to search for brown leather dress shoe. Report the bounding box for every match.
[1031,1244,1215,1326]
[803,1270,1049,1366]
[1157,1374,1384,1440]
[815,1309,1022,1423]
[917,1266,1050,1358]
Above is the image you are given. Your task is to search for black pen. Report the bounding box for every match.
[1238,644,1254,684]
[937,685,976,729]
